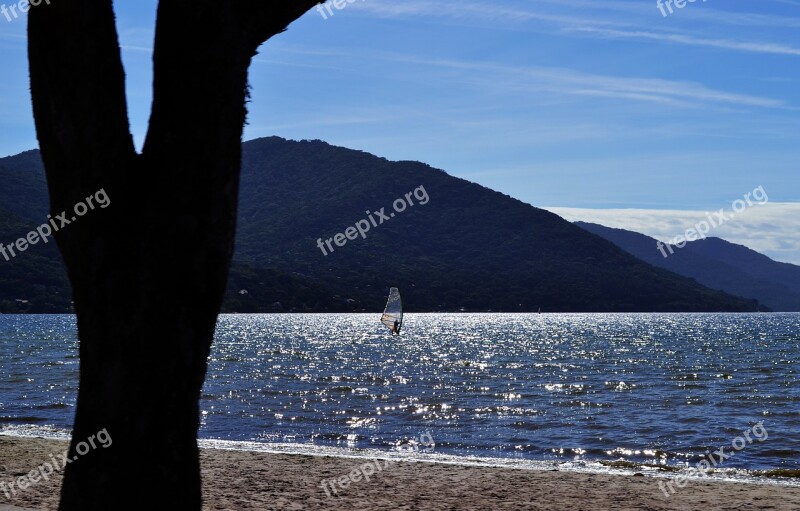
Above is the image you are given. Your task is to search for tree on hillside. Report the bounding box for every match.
[27,1,320,509]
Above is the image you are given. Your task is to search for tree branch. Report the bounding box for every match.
[247,0,325,48]
[28,0,136,211]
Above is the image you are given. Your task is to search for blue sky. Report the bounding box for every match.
[1,0,798,262]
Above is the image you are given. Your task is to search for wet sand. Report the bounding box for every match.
[2,435,799,510]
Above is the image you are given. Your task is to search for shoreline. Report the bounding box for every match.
[3,312,799,315]
[5,428,800,489]
[2,435,800,510]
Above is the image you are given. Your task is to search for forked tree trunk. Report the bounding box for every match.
[27,1,319,509]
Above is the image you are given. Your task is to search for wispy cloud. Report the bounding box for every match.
[350,0,800,59]
[30,0,800,71]
[353,0,623,28]
[269,42,785,110]
[120,45,153,54]
[570,27,800,57]
[386,54,787,109]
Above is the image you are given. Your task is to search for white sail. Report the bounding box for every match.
[381,287,403,333]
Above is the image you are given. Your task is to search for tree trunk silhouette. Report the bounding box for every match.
[27,1,319,509]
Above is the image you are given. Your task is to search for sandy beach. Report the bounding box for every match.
[1,435,799,510]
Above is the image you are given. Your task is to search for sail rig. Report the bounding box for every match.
[381,287,403,334]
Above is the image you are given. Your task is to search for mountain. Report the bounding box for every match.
[576,222,800,311]
[232,137,761,312]
[0,153,72,312]
[0,137,762,313]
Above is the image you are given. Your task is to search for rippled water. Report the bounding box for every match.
[1,313,798,482]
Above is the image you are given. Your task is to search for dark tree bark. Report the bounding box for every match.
[27,1,319,509]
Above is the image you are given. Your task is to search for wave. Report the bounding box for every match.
[2,426,798,488]
[193,438,800,488]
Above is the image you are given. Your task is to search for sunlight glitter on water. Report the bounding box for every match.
[1,312,799,484]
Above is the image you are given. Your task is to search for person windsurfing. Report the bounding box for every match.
[381,287,403,335]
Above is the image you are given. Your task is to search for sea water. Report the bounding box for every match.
[1,313,798,485]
